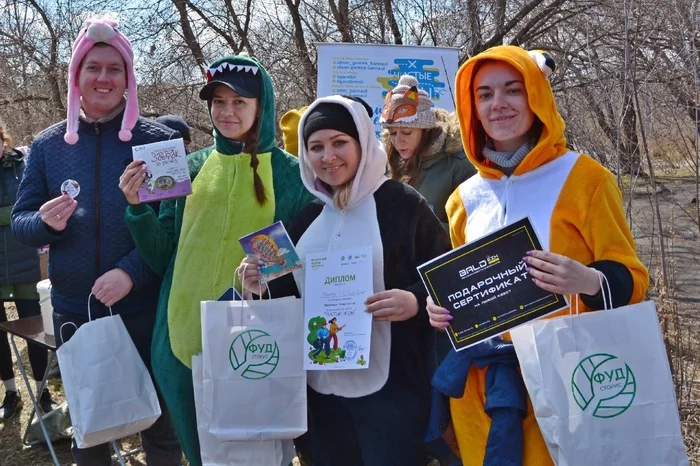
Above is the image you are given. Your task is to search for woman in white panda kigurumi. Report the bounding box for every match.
[239,95,451,465]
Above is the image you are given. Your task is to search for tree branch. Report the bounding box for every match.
[384,0,403,44]
[171,0,206,74]
[328,0,353,42]
[0,95,51,105]
[180,0,239,53]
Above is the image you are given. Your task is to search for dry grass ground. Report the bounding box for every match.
[0,301,151,466]
[627,174,700,464]
[1,173,699,466]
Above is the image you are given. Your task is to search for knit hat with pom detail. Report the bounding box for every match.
[64,19,138,145]
[380,74,437,129]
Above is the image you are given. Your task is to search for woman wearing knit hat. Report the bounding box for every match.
[120,55,315,466]
[426,45,649,465]
[381,75,475,229]
[239,95,451,465]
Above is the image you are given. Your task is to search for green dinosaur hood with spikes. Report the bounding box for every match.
[204,55,277,155]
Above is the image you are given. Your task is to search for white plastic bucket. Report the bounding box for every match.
[37,279,53,336]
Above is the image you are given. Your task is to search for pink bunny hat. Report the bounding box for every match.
[64,19,138,144]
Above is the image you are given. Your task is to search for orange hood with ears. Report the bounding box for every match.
[455,45,568,179]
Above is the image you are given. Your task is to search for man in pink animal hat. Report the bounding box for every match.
[12,19,182,465]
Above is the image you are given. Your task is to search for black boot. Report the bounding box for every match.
[39,388,54,414]
[1,390,22,420]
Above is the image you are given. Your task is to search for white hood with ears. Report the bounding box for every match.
[297,95,388,208]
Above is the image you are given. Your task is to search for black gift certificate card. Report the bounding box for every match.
[418,217,567,351]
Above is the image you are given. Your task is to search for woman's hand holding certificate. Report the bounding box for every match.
[523,250,601,296]
[365,289,418,322]
[426,296,452,329]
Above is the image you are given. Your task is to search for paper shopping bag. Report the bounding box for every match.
[511,301,688,465]
[201,295,307,441]
[192,354,296,466]
[57,314,161,448]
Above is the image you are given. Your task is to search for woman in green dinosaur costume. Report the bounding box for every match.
[119,55,315,465]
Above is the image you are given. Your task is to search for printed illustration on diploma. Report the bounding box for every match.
[304,246,373,370]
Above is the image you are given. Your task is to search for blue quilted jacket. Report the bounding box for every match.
[12,114,178,318]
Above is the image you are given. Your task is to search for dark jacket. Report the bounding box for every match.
[270,180,452,397]
[384,109,476,228]
[0,148,41,286]
[12,114,179,318]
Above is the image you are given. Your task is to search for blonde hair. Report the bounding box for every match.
[332,181,353,210]
[0,119,12,147]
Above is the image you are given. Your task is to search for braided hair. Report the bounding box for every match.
[243,115,267,205]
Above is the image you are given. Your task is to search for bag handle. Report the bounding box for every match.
[87,293,113,322]
[59,294,114,344]
[227,263,273,328]
[568,269,613,316]
[595,269,613,311]
[59,322,78,345]
[234,262,272,302]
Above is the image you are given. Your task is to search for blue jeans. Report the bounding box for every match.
[307,379,429,466]
[312,337,330,358]
[54,310,182,466]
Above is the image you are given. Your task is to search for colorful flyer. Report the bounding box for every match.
[418,217,568,351]
[303,246,373,370]
[238,221,302,284]
[131,138,192,203]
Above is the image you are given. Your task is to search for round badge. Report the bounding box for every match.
[61,179,80,198]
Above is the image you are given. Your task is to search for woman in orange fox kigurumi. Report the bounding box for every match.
[426,45,649,465]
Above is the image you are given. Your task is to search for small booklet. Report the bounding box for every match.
[131,138,192,203]
[417,217,568,351]
[238,221,302,284]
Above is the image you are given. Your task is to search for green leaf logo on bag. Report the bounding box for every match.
[571,353,636,418]
[229,329,280,380]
